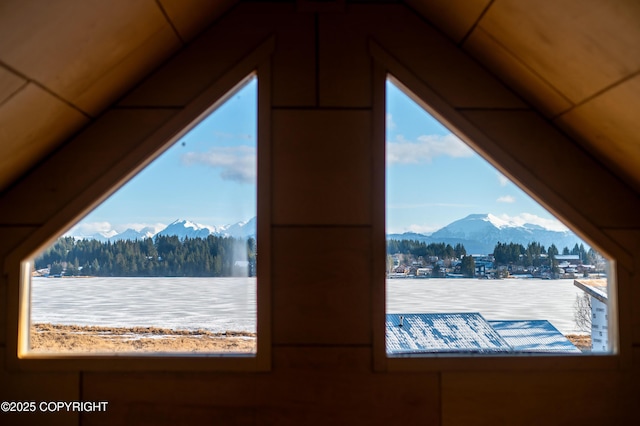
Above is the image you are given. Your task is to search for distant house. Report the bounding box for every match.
[555,255,580,262]
[386,313,580,354]
[574,279,609,352]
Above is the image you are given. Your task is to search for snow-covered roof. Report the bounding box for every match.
[488,320,581,353]
[386,313,510,354]
[386,313,580,355]
[574,279,608,303]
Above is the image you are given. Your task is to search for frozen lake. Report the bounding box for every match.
[387,277,588,334]
[31,277,257,333]
[31,277,589,334]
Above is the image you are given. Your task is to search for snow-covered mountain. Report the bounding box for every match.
[71,218,256,241]
[156,220,217,240]
[221,216,257,239]
[388,213,584,254]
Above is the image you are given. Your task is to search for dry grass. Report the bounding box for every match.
[565,334,591,352]
[30,323,256,353]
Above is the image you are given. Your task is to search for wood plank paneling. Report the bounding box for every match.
[556,75,640,194]
[406,0,490,43]
[272,110,371,225]
[159,0,237,42]
[464,27,572,118]
[0,276,5,347]
[82,347,440,425]
[0,66,25,105]
[270,8,316,108]
[121,3,315,109]
[0,353,79,426]
[0,0,181,115]
[0,83,88,193]
[272,227,371,345]
[0,109,177,225]
[459,110,640,242]
[442,370,640,425]
[260,347,439,425]
[478,0,640,103]
[370,5,526,109]
[0,227,37,346]
[318,12,373,107]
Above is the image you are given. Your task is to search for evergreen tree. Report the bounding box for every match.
[460,255,475,277]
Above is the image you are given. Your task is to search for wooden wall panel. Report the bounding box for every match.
[556,75,640,194]
[259,347,439,425]
[406,0,490,43]
[159,0,238,42]
[0,66,24,105]
[464,27,572,118]
[442,370,640,425]
[477,0,640,104]
[272,110,371,225]
[0,276,5,347]
[0,109,178,226]
[459,110,640,253]
[369,5,525,109]
[0,83,89,193]
[0,354,79,426]
[318,12,374,107]
[0,227,36,346]
[611,263,635,356]
[0,0,181,115]
[270,8,316,108]
[82,347,440,425]
[120,3,315,109]
[272,227,371,345]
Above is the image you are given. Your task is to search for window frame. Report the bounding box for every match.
[5,39,274,373]
[370,42,627,373]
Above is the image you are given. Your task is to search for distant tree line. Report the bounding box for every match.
[386,240,466,259]
[387,238,603,278]
[34,235,256,277]
[492,241,597,268]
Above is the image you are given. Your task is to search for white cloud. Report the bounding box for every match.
[387,223,440,235]
[386,113,396,130]
[387,134,473,164]
[496,213,569,232]
[65,221,167,237]
[182,146,256,184]
[405,223,439,234]
[66,221,113,236]
[497,172,510,187]
[211,131,253,140]
[117,222,167,233]
[497,195,516,203]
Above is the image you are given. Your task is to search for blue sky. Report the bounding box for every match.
[68,78,258,237]
[67,76,566,237]
[385,79,566,234]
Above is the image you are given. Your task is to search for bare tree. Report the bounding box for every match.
[574,293,592,332]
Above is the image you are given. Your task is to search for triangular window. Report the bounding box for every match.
[25,76,259,355]
[385,77,615,356]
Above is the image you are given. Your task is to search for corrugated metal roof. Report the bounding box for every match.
[386,313,511,354]
[488,320,581,353]
[386,314,580,355]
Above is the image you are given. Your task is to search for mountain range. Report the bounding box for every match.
[74,213,583,254]
[387,213,584,255]
[76,217,257,242]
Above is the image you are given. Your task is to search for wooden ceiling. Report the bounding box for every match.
[0,0,638,194]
